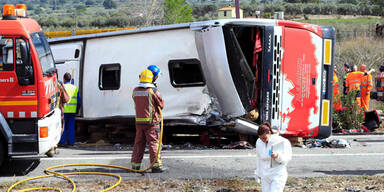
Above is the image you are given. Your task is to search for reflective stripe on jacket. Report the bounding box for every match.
[346,71,363,92]
[64,83,79,113]
[132,86,164,125]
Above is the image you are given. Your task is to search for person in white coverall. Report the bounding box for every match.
[255,122,292,192]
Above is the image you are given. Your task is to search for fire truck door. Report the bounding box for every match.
[0,37,37,119]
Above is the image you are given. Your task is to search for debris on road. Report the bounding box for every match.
[222,141,253,149]
[304,138,351,148]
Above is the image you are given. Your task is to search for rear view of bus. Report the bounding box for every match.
[196,19,335,138]
[273,21,335,138]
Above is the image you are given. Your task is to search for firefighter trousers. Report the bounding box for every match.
[131,124,162,168]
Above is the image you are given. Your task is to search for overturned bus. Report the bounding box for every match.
[49,19,335,138]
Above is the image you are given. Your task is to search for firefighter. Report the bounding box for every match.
[59,73,81,147]
[332,66,341,110]
[131,67,165,173]
[345,65,363,107]
[360,64,373,110]
[343,63,351,95]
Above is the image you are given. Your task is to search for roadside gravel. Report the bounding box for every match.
[2,175,383,192]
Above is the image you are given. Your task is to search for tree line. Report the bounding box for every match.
[1,0,383,30]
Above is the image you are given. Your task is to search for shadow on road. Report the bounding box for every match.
[314,169,384,176]
[0,158,40,177]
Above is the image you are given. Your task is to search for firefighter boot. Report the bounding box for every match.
[151,167,167,173]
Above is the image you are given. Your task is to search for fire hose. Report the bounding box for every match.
[7,107,164,192]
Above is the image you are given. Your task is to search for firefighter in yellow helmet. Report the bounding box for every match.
[131,68,165,173]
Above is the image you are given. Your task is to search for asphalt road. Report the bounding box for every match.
[0,135,383,183]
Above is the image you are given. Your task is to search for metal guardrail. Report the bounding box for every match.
[44,28,134,38]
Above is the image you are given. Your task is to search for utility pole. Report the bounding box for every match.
[145,0,157,26]
[235,0,240,19]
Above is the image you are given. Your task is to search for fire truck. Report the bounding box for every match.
[0,5,61,167]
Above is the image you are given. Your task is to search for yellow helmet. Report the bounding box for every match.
[139,69,153,83]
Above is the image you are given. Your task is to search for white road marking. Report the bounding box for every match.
[39,153,384,161]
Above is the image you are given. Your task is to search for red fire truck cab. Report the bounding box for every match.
[0,5,61,166]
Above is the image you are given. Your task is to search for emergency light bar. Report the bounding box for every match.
[2,4,27,19]
[15,4,27,17]
[2,4,15,17]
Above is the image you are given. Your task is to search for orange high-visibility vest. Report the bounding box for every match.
[332,73,342,110]
[346,71,363,92]
[361,73,373,93]
[332,73,339,96]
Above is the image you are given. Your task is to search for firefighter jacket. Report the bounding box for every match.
[332,73,340,96]
[346,71,363,92]
[361,73,373,95]
[132,83,164,126]
[63,83,80,113]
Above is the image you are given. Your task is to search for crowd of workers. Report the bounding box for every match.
[52,62,375,190]
[332,63,374,111]
[49,65,294,192]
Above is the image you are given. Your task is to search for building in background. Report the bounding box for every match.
[218,6,243,19]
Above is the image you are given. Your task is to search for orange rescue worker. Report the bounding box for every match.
[332,67,341,110]
[345,65,363,107]
[131,67,165,173]
[360,64,373,110]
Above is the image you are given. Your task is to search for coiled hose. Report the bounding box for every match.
[8,107,164,192]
